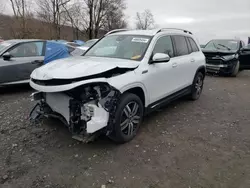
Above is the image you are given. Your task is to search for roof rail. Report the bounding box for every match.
[157,28,193,35]
[105,29,129,36]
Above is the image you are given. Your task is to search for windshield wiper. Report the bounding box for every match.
[213,43,220,50]
[217,44,231,51]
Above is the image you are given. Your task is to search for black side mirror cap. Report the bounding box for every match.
[2,52,12,60]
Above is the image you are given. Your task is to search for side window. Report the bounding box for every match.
[8,42,44,57]
[185,37,192,54]
[188,37,199,52]
[172,35,189,56]
[152,36,174,57]
[240,41,245,48]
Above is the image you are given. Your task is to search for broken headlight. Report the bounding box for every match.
[222,54,238,61]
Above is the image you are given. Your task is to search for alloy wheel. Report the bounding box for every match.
[195,75,203,96]
[120,101,141,136]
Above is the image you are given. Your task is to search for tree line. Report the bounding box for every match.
[1,0,155,40]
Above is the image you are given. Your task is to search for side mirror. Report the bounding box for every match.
[241,47,250,52]
[151,53,170,64]
[2,52,12,60]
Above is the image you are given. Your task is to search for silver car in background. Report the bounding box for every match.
[77,39,98,52]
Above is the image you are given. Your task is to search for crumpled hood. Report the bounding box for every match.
[202,49,237,56]
[31,56,139,80]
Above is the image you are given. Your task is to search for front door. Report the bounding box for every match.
[239,48,250,70]
[0,41,45,84]
[142,35,178,104]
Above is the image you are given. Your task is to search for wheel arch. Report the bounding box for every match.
[120,83,149,107]
[195,65,206,79]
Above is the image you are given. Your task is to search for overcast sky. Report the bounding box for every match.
[126,0,250,44]
[2,0,250,44]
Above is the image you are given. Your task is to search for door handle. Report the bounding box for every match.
[190,58,195,62]
[172,62,178,68]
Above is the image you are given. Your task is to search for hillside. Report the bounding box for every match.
[0,14,87,41]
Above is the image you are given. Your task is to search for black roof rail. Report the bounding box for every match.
[105,29,129,36]
[157,28,193,35]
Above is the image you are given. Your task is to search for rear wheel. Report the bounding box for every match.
[109,93,143,143]
[189,72,204,100]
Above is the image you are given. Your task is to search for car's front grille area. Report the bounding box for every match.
[206,59,222,65]
[31,79,73,86]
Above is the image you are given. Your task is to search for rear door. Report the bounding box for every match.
[0,41,45,84]
[171,35,193,89]
[187,36,203,77]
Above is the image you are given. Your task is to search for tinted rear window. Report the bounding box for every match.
[172,35,189,56]
[188,37,199,52]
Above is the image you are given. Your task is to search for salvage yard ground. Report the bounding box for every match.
[1,72,250,188]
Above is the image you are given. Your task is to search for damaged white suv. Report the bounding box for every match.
[29,28,206,143]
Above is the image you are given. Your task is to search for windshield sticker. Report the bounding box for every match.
[132,38,149,43]
[229,41,238,44]
[131,55,141,60]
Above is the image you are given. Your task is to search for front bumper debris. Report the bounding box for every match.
[29,84,121,142]
[206,60,238,75]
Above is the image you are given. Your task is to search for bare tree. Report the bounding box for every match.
[0,1,6,30]
[8,0,32,38]
[0,1,6,13]
[63,0,127,39]
[82,0,127,39]
[37,0,71,39]
[135,9,155,30]
[103,1,127,31]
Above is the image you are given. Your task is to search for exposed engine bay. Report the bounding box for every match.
[30,83,120,142]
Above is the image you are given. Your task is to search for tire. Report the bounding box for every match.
[109,93,144,143]
[189,72,204,100]
[231,61,239,77]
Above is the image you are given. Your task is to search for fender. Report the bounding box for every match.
[119,82,150,107]
[194,65,206,79]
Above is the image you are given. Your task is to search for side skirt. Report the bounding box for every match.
[144,85,192,115]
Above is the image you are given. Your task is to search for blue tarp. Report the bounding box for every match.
[54,40,68,44]
[44,41,70,64]
[74,40,85,46]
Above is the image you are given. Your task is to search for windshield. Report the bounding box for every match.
[204,40,239,51]
[0,41,13,53]
[84,35,152,61]
[83,39,98,47]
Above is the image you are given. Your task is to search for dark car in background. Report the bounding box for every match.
[0,39,85,86]
[0,39,46,85]
[202,39,250,76]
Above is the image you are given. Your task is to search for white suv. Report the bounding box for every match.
[29,28,206,143]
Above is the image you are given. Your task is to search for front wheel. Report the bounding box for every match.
[189,72,204,100]
[231,61,240,77]
[109,93,144,143]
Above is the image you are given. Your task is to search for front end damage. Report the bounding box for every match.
[203,51,239,75]
[29,83,121,142]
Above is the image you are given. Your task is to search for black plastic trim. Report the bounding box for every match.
[145,85,192,115]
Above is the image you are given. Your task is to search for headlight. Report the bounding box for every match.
[222,54,238,60]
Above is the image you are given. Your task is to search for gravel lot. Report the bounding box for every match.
[1,71,250,188]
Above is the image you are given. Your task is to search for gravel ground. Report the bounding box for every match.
[1,71,250,188]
